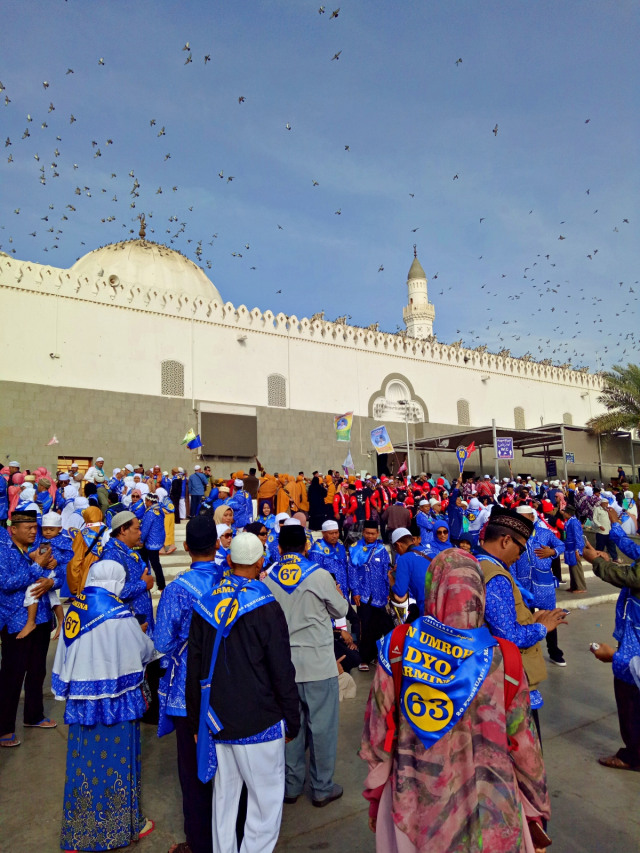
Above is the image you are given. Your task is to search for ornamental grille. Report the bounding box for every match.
[563,412,573,425]
[514,407,525,430]
[457,399,470,426]
[267,373,287,407]
[161,360,185,397]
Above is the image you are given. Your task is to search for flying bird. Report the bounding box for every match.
[378,265,384,272]
[330,8,340,17]
[285,123,291,130]
[331,51,342,60]
[318,6,325,13]
[344,145,350,151]
[455,58,462,65]
[312,180,319,186]
[492,124,498,136]
[182,42,190,51]
[238,96,245,103]
[204,55,211,63]
[98,58,105,65]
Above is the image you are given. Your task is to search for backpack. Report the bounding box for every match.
[383,624,523,754]
[66,527,104,596]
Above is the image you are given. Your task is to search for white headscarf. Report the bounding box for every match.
[52,559,155,707]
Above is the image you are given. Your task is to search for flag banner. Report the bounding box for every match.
[181,428,196,445]
[466,440,476,456]
[187,434,203,450]
[456,445,469,474]
[335,412,353,442]
[496,437,514,460]
[46,435,59,446]
[371,425,394,455]
[343,450,354,471]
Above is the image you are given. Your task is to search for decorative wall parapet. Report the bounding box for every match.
[0,254,603,391]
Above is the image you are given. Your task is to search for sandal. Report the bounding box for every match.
[358,663,370,671]
[0,733,21,748]
[136,819,155,840]
[598,755,640,771]
[24,717,57,728]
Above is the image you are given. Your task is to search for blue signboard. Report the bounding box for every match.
[496,437,514,460]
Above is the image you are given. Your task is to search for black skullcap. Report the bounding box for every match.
[487,505,534,539]
[278,524,306,551]
[10,509,38,524]
[186,515,218,552]
[245,521,266,536]
[363,519,379,530]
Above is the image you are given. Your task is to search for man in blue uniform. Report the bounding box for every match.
[511,506,567,666]
[348,520,392,666]
[140,492,166,590]
[227,479,253,530]
[155,515,222,853]
[0,509,61,747]
[389,527,432,619]
[309,520,349,598]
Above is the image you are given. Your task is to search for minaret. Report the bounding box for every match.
[402,245,435,339]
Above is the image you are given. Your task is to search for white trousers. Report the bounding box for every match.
[179,497,186,520]
[212,734,285,853]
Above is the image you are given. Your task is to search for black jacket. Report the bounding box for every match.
[186,598,300,741]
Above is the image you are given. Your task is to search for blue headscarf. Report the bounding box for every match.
[429,519,452,554]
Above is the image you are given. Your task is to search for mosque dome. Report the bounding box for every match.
[70,239,223,303]
[407,256,426,280]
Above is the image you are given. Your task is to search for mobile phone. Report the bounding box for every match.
[39,543,50,555]
[562,609,571,614]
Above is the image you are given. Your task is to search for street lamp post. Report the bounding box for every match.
[398,400,412,480]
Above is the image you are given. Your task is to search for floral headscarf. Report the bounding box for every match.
[424,548,485,630]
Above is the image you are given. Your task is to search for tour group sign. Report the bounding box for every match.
[496,437,514,460]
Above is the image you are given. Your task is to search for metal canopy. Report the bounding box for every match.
[395,425,563,459]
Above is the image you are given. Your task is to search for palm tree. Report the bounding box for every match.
[587,363,640,434]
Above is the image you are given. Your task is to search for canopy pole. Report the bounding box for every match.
[492,419,499,481]
[630,433,636,484]
[561,424,568,482]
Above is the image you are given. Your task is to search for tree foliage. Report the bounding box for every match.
[587,364,640,435]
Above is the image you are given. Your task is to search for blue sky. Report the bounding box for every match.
[1,0,638,370]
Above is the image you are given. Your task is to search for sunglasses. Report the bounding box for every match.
[509,536,527,557]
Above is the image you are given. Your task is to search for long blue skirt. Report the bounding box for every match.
[61,721,145,851]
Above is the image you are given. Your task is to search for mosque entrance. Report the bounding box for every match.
[56,456,92,478]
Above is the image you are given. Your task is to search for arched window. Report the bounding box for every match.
[161,360,184,397]
[514,406,525,430]
[562,412,573,425]
[267,373,287,408]
[457,399,470,426]
[372,378,426,423]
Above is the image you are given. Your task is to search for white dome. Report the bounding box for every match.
[71,240,222,303]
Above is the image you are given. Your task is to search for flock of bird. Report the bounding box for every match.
[0,5,636,373]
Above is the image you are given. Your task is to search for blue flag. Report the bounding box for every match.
[187,434,203,449]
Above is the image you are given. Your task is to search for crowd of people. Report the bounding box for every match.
[0,455,639,853]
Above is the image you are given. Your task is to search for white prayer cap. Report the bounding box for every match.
[178,467,185,473]
[163,471,169,477]
[194,465,202,471]
[59,473,70,482]
[283,517,301,526]
[125,464,134,473]
[96,456,104,462]
[41,512,62,527]
[484,474,491,479]
[391,527,412,544]
[429,497,440,506]
[503,478,509,482]
[216,523,231,538]
[322,519,339,531]
[234,478,243,487]
[230,532,264,566]
[75,497,89,510]
[9,461,19,467]
[624,490,634,499]
[219,485,230,493]
[516,505,535,515]
[70,462,79,468]
[112,468,121,476]
[276,512,290,524]
[419,499,429,506]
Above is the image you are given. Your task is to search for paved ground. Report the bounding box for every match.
[1,528,639,852]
